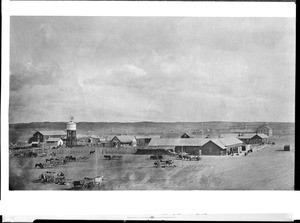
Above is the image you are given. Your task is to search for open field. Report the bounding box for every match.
[9,134,294,190]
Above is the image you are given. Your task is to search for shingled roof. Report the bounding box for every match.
[37,130,67,136]
[148,138,209,147]
[112,135,136,143]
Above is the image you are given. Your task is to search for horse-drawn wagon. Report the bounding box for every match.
[154,159,176,168]
[36,171,66,185]
[72,176,104,189]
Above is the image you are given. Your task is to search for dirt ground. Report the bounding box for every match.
[9,134,294,190]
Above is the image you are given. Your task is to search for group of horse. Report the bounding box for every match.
[154,159,176,168]
[176,154,201,161]
[34,150,96,169]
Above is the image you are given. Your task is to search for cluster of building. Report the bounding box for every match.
[27,120,273,156]
[28,119,77,148]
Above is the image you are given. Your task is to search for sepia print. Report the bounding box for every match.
[9,16,295,190]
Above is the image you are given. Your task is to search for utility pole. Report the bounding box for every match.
[202,108,204,139]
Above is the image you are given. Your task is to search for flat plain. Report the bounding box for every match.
[9,122,294,190]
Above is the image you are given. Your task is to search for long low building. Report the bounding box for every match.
[29,130,67,143]
[146,137,244,155]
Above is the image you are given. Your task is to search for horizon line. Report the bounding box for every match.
[9,120,295,125]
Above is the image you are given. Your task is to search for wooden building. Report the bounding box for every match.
[148,138,208,155]
[256,123,273,136]
[135,135,161,146]
[30,130,67,143]
[111,135,137,147]
[238,133,268,144]
[201,137,244,155]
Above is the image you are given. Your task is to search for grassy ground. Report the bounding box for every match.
[9,133,294,190]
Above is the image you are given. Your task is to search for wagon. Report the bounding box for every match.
[154,160,166,168]
[284,145,290,151]
[54,175,66,185]
[81,177,96,189]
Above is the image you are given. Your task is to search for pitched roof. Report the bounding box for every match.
[238,133,269,139]
[47,138,62,142]
[148,138,181,146]
[112,135,136,143]
[237,134,256,139]
[219,133,239,138]
[217,137,244,146]
[257,124,272,130]
[135,135,161,139]
[38,130,67,136]
[203,137,243,150]
[205,140,226,150]
[181,132,194,138]
[256,133,269,139]
[148,138,209,147]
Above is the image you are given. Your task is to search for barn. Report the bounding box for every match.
[238,133,268,144]
[250,134,268,144]
[174,138,208,155]
[135,135,161,146]
[201,137,244,155]
[111,135,137,147]
[30,130,67,143]
[147,138,208,155]
[256,123,273,136]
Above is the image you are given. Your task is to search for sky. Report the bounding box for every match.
[9,17,295,123]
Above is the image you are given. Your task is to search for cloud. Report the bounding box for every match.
[9,17,295,123]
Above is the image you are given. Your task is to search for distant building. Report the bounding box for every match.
[30,130,67,143]
[256,123,273,136]
[135,135,161,146]
[238,133,268,144]
[111,135,137,147]
[180,132,194,138]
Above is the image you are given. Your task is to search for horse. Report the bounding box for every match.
[46,158,54,162]
[89,150,95,155]
[104,155,111,160]
[183,155,192,161]
[69,157,76,162]
[94,176,104,188]
[35,163,44,169]
[165,159,174,166]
